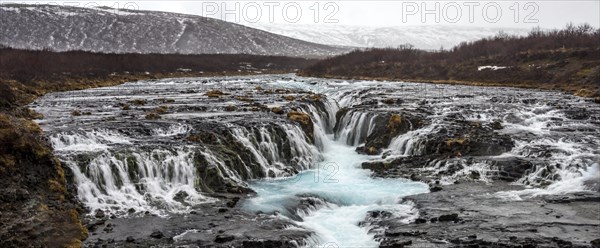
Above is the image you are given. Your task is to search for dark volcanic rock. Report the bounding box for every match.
[363,113,426,154]
[363,182,600,248]
[421,120,514,157]
[242,240,298,248]
[437,213,459,222]
[486,157,535,181]
[85,196,313,247]
[150,230,164,239]
[380,239,412,248]
[215,234,235,243]
[564,108,591,120]
[95,209,106,219]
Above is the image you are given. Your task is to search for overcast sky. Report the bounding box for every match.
[8,1,600,29]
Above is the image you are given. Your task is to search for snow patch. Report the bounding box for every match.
[478,65,508,71]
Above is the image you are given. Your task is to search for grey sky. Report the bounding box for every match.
[9,1,600,29]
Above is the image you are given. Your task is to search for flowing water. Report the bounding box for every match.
[243,136,427,247]
[31,74,600,246]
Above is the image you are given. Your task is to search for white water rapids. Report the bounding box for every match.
[31,75,599,246]
[243,135,428,247]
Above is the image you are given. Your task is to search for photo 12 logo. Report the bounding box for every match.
[0,1,339,24]
[401,1,540,24]
[200,1,340,23]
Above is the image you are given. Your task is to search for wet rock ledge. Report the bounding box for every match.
[362,182,600,248]
[85,194,311,248]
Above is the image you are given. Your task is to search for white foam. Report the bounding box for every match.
[50,129,130,152]
[244,137,429,246]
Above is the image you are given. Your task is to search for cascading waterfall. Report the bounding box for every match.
[243,130,429,247]
[50,120,325,215]
[50,129,131,152]
[386,125,435,156]
[58,144,211,215]
[229,124,321,177]
[243,80,430,247]
[335,111,378,146]
[33,75,599,246]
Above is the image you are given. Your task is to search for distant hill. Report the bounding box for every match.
[248,23,530,50]
[0,4,351,57]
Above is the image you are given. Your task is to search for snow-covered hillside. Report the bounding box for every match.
[247,23,531,50]
[0,4,350,57]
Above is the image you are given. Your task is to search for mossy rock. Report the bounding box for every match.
[287,112,311,126]
[382,98,396,104]
[366,147,379,155]
[145,112,161,120]
[271,107,284,115]
[159,98,175,103]
[445,138,467,147]
[154,105,169,114]
[205,90,229,98]
[119,103,131,110]
[490,120,503,130]
[128,99,147,106]
[235,96,254,102]
[388,114,402,124]
[224,105,236,112]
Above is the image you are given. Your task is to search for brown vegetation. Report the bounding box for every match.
[301,24,600,98]
[0,113,87,247]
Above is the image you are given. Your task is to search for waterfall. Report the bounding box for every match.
[50,119,328,215]
[42,82,338,216]
[297,99,339,149]
[386,125,435,156]
[33,74,600,236]
[229,124,322,178]
[335,111,378,146]
[61,146,212,216]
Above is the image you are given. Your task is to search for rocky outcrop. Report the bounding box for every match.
[417,120,514,158]
[336,110,428,154]
[362,182,600,248]
[85,195,313,247]
[281,194,332,221]
[361,119,516,183]
[360,113,424,155]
